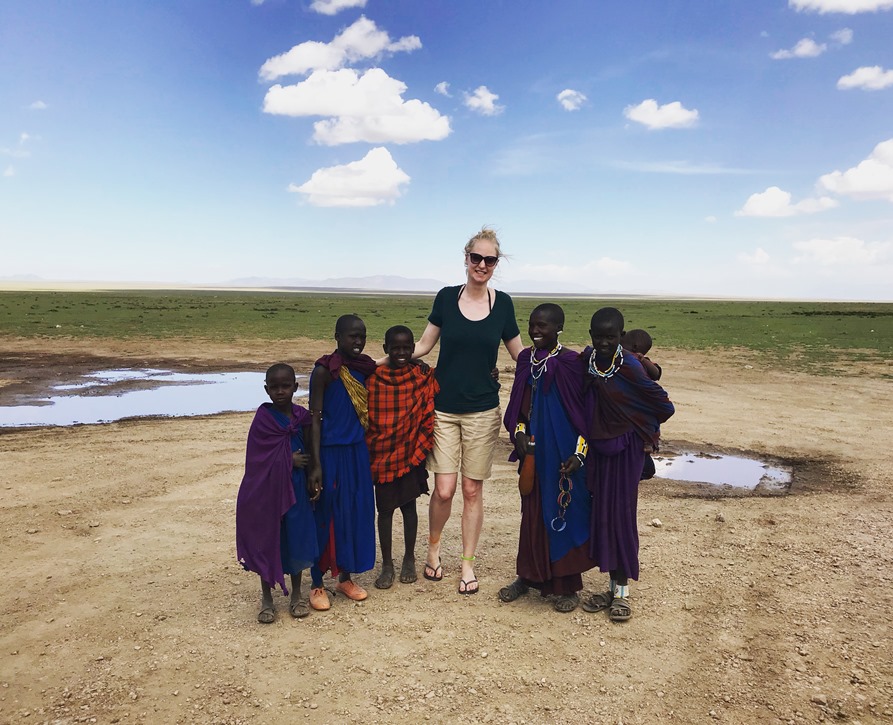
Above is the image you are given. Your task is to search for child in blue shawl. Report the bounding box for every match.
[236,363,320,623]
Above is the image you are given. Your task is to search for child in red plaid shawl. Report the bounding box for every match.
[366,325,439,589]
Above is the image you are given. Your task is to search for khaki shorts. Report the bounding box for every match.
[426,407,503,481]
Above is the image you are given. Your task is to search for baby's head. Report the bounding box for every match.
[335,314,367,359]
[264,363,297,409]
[383,325,414,368]
[623,328,652,355]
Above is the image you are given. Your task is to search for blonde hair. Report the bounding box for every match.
[464,227,502,257]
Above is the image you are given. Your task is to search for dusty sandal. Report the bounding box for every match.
[374,564,395,590]
[399,557,417,584]
[289,599,310,619]
[554,594,580,613]
[581,590,613,613]
[498,578,529,603]
[257,606,275,624]
[609,596,632,622]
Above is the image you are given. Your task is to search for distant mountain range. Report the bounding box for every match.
[226,275,599,295]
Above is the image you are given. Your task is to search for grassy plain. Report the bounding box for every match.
[1,289,891,373]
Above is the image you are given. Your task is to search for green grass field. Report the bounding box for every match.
[1,290,891,373]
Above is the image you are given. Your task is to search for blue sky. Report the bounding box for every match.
[2,0,892,300]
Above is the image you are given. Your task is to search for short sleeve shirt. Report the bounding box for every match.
[428,285,520,413]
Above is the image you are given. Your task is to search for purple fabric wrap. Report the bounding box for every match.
[503,346,587,460]
[581,346,674,449]
[235,403,312,594]
[315,351,377,379]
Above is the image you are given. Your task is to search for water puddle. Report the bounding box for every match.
[0,369,309,428]
[653,450,792,491]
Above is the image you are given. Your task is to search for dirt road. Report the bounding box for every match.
[1,338,891,724]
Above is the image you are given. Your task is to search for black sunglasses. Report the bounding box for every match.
[467,252,499,267]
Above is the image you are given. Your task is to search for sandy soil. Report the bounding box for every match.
[1,337,892,725]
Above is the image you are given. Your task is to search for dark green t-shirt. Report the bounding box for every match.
[428,285,520,414]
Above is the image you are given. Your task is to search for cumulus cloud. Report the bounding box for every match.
[738,247,771,265]
[837,65,893,90]
[28,100,47,110]
[818,138,893,200]
[623,99,698,129]
[434,81,451,97]
[263,68,450,145]
[793,236,892,265]
[3,165,14,177]
[464,86,504,116]
[289,147,409,207]
[310,0,367,15]
[705,215,718,223]
[735,186,839,216]
[259,16,420,80]
[771,38,827,59]
[790,0,893,12]
[831,27,854,43]
[557,89,586,111]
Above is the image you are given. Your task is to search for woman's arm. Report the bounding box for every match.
[412,321,442,359]
[504,334,523,362]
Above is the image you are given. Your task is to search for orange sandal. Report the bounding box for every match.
[336,580,368,601]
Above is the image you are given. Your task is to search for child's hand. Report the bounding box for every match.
[307,466,322,502]
[514,432,530,459]
[559,454,582,475]
[410,359,431,373]
[490,366,500,382]
[292,451,310,469]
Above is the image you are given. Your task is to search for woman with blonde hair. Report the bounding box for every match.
[410,228,523,595]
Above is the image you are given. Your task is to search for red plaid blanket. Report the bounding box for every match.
[366,364,439,483]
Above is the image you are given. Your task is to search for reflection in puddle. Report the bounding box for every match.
[653,451,791,491]
[0,369,309,428]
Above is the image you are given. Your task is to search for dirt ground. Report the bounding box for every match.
[1,336,891,725]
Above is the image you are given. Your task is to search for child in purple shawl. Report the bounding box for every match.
[582,307,674,623]
[499,304,597,613]
[236,363,320,624]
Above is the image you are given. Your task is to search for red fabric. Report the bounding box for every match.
[365,364,439,483]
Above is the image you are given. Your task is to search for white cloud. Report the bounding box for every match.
[790,0,893,12]
[623,99,699,129]
[771,38,827,59]
[28,100,47,110]
[705,215,718,223]
[830,27,854,43]
[3,165,14,177]
[837,65,893,90]
[818,138,893,200]
[310,0,367,15]
[613,159,755,175]
[464,86,504,116]
[263,68,450,145]
[434,81,451,97]
[259,16,420,80]
[735,186,839,216]
[738,247,771,265]
[557,89,586,111]
[793,236,892,265]
[516,258,633,284]
[250,0,265,5]
[289,147,409,207]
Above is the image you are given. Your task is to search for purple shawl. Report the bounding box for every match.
[582,346,674,449]
[235,403,312,594]
[503,346,588,461]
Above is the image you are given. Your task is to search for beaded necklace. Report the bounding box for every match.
[588,344,623,380]
[530,343,562,380]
